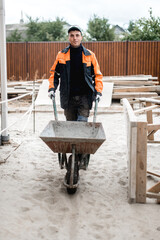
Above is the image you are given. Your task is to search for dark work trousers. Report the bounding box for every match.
[64,95,90,122]
[64,95,90,168]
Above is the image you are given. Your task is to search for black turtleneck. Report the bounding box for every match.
[70,44,90,96]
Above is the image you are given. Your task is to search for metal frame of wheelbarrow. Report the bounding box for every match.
[40,96,106,194]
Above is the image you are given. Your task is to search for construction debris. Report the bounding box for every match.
[103,75,159,100]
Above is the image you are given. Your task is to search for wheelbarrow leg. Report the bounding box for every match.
[58,153,67,169]
[79,154,90,170]
[64,144,79,194]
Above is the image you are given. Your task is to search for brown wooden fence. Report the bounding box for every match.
[6,41,160,82]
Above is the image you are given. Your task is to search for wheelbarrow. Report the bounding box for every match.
[40,97,106,194]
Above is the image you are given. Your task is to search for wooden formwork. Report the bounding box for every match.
[123,98,160,203]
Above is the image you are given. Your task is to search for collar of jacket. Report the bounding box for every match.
[61,44,91,56]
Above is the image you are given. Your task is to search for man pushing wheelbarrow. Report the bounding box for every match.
[40,25,105,194]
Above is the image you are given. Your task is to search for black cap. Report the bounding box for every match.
[68,25,82,34]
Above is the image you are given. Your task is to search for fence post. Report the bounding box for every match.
[0,0,9,144]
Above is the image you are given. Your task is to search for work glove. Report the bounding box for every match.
[95,92,101,102]
[48,89,55,100]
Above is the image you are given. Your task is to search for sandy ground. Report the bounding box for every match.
[0,105,160,240]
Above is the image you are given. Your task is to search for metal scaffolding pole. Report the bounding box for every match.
[0,0,9,144]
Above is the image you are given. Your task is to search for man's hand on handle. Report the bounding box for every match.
[48,89,55,100]
[95,92,101,102]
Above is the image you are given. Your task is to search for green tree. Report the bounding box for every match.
[26,17,67,41]
[6,29,22,42]
[86,15,115,41]
[127,20,135,33]
[123,9,160,41]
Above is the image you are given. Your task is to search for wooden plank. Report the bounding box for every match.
[103,75,158,80]
[147,171,160,178]
[147,181,160,203]
[7,89,31,94]
[98,82,114,108]
[146,102,154,140]
[134,105,160,114]
[125,98,142,104]
[112,92,158,99]
[13,86,39,91]
[123,98,137,203]
[129,123,137,203]
[148,77,158,80]
[7,81,41,87]
[146,192,160,200]
[136,121,147,203]
[138,98,160,105]
[103,76,153,81]
[103,80,159,85]
[35,80,53,106]
[125,74,156,80]
[0,89,38,97]
[113,86,160,93]
[147,124,160,132]
[147,140,160,143]
[148,130,158,138]
[122,98,137,122]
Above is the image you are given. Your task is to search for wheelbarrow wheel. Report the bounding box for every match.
[67,187,77,194]
[66,155,79,194]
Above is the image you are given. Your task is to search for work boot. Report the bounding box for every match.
[78,154,90,170]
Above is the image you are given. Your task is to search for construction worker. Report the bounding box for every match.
[48,25,103,122]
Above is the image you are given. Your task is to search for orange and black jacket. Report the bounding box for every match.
[48,45,103,109]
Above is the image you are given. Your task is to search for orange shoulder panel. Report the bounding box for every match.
[48,50,70,89]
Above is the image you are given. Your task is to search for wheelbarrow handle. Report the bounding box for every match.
[52,97,58,121]
[93,99,99,123]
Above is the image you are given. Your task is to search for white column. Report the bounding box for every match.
[0,0,9,142]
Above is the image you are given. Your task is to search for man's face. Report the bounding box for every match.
[68,30,82,48]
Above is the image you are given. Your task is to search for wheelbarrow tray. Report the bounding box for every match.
[40,120,106,154]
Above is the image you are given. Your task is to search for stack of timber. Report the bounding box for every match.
[103,75,160,100]
[0,80,41,98]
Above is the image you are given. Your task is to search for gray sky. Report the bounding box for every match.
[5,0,160,30]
